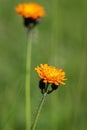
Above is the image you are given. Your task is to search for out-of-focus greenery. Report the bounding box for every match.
[0,0,87,130]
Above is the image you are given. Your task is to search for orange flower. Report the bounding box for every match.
[15,2,45,28]
[15,3,45,19]
[35,64,67,86]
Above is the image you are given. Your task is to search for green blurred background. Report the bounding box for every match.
[0,0,87,130]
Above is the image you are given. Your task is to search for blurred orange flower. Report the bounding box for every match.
[35,64,67,86]
[15,2,45,19]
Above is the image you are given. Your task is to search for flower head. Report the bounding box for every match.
[35,64,67,86]
[15,3,45,19]
[15,2,45,28]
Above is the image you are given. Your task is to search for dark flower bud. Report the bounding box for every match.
[39,79,46,94]
[23,17,40,29]
[39,79,45,89]
[51,83,59,90]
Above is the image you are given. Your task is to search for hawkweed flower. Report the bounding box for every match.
[15,2,45,29]
[31,64,67,130]
[35,64,67,94]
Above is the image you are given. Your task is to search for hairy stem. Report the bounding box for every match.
[31,93,47,130]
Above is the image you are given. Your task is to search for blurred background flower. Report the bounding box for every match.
[15,2,45,28]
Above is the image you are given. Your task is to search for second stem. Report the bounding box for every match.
[25,30,32,130]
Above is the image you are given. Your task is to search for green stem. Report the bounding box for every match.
[31,93,47,130]
[25,29,32,130]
